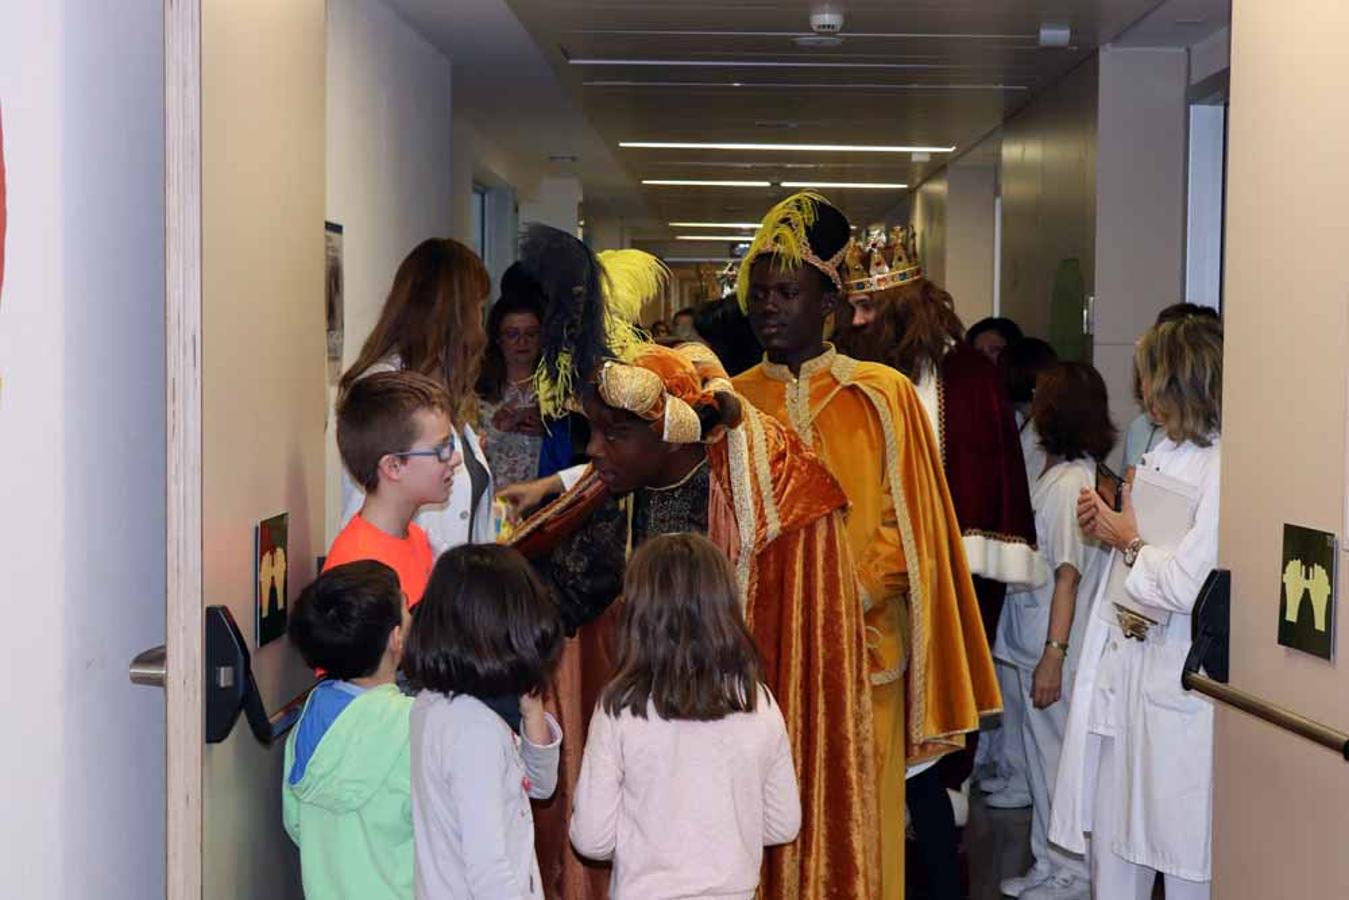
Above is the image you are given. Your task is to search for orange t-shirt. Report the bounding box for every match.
[323,515,435,605]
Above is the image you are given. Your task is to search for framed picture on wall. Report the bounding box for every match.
[325,221,344,377]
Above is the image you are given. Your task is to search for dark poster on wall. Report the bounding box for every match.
[255,513,289,648]
[1277,523,1336,661]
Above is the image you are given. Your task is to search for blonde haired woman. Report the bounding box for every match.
[1050,315,1223,900]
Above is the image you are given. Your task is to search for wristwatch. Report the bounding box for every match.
[1044,639,1069,655]
[1123,536,1145,567]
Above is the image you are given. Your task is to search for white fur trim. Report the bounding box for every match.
[962,532,1049,589]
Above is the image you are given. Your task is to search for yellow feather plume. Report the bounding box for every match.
[735,190,830,310]
[533,249,669,420]
[598,248,667,362]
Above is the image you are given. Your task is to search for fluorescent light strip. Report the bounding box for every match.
[572,58,987,70]
[669,222,759,229]
[585,80,1030,91]
[676,235,756,242]
[643,179,772,187]
[627,141,954,153]
[569,29,1037,40]
[780,181,908,189]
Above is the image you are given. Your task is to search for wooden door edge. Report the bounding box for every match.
[165,0,204,896]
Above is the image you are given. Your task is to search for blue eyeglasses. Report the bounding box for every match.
[394,434,458,463]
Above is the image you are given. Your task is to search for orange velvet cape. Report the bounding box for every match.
[735,348,1003,763]
[511,402,879,899]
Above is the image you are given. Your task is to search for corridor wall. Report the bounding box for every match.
[1213,2,1349,895]
[0,3,166,896]
[325,0,457,545]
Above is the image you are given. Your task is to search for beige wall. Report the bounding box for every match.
[945,163,998,327]
[999,56,1098,342]
[201,1,326,896]
[1094,45,1189,465]
[1214,2,1349,895]
[912,172,948,289]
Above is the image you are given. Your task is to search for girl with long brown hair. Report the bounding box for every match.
[569,533,801,900]
[338,238,495,555]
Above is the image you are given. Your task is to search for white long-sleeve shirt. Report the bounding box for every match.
[411,692,561,899]
[569,687,801,900]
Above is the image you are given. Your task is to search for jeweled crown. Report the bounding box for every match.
[843,224,923,294]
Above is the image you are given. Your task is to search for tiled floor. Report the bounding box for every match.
[964,791,1034,900]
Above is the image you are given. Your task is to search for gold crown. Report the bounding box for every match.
[843,225,923,294]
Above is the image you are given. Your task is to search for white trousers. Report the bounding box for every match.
[992,660,1029,793]
[1090,736,1210,900]
[1012,664,1087,881]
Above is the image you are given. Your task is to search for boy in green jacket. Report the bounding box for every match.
[283,560,413,899]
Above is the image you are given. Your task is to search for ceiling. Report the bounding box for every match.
[393,0,1229,261]
[500,0,1188,254]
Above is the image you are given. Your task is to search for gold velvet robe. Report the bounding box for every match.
[511,401,879,899]
[735,346,1003,897]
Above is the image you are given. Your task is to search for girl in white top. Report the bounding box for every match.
[337,238,496,554]
[1054,316,1224,900]
[569,533,802,900]
[403,544,565,899]
[995,362,1114,900]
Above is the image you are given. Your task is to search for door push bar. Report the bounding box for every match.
[1182,569,1349,760]
[205,605,306,745]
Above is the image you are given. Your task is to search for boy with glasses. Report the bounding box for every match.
[325,371,461,604]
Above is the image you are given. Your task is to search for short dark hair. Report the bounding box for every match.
[1032,361,1118,462]
[288,561,403,679]
[337,370,451,492]
[1155,302,1219,326]
[967,316,1024,346]
[403,544,563,698]
[603,533,762,721]
[1002,337,1060,404]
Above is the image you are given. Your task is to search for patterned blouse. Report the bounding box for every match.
[479,380,545,489]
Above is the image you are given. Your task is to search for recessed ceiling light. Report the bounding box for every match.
[625,141,954,153]
[676,235,758,241]
[642,179,773,187]
[779,181,908,189]
[669,222,760,228]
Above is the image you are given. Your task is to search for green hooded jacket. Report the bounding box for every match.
[283,683,414,899]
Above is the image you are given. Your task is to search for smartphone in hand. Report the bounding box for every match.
[1095,461,1124,512]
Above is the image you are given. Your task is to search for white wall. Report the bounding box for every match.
[1093,46,1189,464]
[945,163,998,327]
[0,2,166,896]
[325,0,457,543]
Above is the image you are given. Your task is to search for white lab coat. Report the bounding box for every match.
[338,357,497,555]
[1049,437,1220,882]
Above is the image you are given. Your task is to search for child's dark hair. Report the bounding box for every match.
[603,533,762,721]
[403,544,563,698]
[288,560,403,679]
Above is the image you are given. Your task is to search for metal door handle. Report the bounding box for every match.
[129,645,167,688]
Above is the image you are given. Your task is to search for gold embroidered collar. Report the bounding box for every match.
[761,344,838,383]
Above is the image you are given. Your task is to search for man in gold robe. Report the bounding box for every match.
[509,227,879,899]
[732,193,1002,898]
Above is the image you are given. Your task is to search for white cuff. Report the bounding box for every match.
[962,533,1049,589]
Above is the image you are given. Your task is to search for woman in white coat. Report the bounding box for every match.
[338,238,496,553]
[1050,315,1223,900]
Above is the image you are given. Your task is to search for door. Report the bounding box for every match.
[163,2,326,896]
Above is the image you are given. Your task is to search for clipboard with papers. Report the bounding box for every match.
[1102,464,1201,630]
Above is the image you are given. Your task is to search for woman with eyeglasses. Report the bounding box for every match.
[337,237,495,556]
[1051,315,1223,900]
[476,264,579,489]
